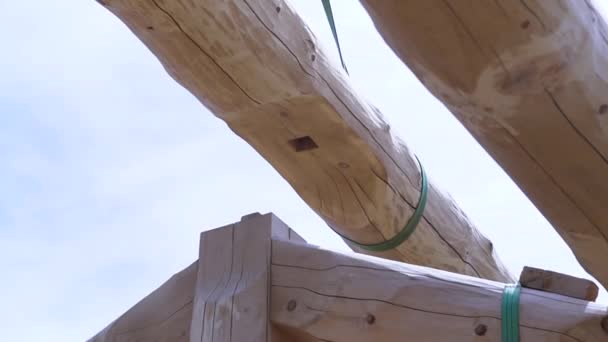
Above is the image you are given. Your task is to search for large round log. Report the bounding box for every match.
[99,0,512,281]
[359,0,608,288]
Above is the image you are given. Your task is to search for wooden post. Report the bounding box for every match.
[359,0,608,288]
[189,213,304,342]
[99,0,512,282]
[519,266,599,302]
[271,240,608,341]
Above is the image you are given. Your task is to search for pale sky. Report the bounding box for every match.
[1,1,608,341]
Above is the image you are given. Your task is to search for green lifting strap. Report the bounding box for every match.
[333,156,428,252]
[321,0,425,251]
[321,0,349,73]
[502,284,521,342]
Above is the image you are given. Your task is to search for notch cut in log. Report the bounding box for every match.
[519,266,599,302]
[99,0,512,282]
[89,213,608,342]
[359,0,608,289]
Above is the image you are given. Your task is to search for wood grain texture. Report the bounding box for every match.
[88,261,197,342]
[271,240,608,342]
[519,266,599,302]
[359,0,608,288]
[88,213,305,342]
[88,215,607,341]
[190,213,298,342]
[99,0,512,282]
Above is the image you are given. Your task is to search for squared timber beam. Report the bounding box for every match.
[519,266,599,302]
[89,213,608,342]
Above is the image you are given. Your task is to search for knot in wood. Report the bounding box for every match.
[475,324,488,336]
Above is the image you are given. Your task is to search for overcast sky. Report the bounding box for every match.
[1,1,608,341]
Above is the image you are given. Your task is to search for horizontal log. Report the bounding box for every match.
[359,0,608,288]
[271,240,608,341]
[189,213,304,342]
[99,0,512,281]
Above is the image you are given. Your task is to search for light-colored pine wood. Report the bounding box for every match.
[519,266,599,302]
[89,214,608,342]
[190,213,301,342]
[99,0,512,282]
[271,239,608,341]
[88,261,197,342]
[359,0,608,288]
[191,215,271,342]
[88,213,305,342]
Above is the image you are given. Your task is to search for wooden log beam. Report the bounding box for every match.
[271,239,608,341]
[359,0,608,287]
[98,0,512,281]
[88,261,198,342]
[89,213,307,342]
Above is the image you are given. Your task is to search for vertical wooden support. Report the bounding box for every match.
[189,213,304,342]
[270,240,608,341]
[88,212,607,341]
[358,0,608,288]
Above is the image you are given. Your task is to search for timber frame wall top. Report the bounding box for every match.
[89,213,608,342]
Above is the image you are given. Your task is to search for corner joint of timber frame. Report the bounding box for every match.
[89,213,608,341]
[190,212,306,342]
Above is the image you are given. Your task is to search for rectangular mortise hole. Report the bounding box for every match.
[288,136,318,152]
